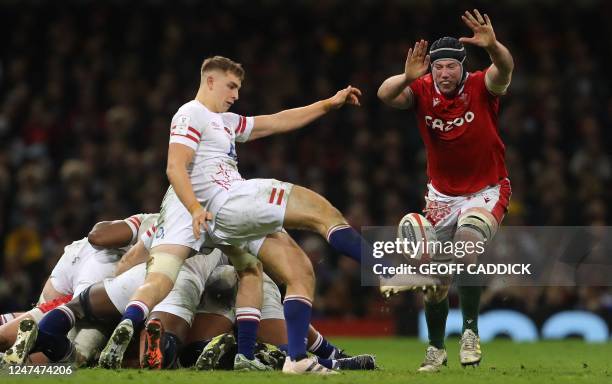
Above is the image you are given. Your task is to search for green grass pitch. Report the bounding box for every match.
[2,338,611,384]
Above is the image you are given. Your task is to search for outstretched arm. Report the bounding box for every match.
[460,9,514,95]
[378,39,430,109]
[249,86,361,141]
[88,220,134,248]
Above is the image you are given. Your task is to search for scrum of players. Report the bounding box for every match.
[1,8,513,375]
[0,213,375,371]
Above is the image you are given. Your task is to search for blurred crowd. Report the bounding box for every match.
[1,0,611,333]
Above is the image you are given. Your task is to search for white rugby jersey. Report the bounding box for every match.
[123,213,159,246]
[168,100,254,211]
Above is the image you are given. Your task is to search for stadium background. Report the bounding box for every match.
[0,0,610,340]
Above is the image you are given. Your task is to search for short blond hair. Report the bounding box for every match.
[200,56,245,81]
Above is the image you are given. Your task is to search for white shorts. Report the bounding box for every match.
[151,188,207,252]
[152,184,277,256]
[209,179,293,253]
[50,239,118,297]
[424,179,511,259]
[196,265,284,322]
[104,252,224,325]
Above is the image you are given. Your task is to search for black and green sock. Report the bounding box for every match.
[459,285,482,334]
[424,296,449,349]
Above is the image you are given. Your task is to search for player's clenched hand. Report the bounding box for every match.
[404,39,430,82]
[459,9,497,49]
[191,205,212,239]
[326,86,362,110]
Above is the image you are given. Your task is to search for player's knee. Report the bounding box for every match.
[146,252,184,284]
[424,285,450,303]
[312,204,346,235]
[456,208,498,242]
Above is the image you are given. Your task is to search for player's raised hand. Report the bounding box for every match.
[191,205,213,239]
[327,86,362,109]
[459,9,497,49]
[404,39,430,82]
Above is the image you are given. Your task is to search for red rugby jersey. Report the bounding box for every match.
[409,70,508,196]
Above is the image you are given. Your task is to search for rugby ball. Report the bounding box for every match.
[397,213,437,262]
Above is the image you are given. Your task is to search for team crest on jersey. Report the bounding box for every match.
[211,121,221,130]
[433,97,441,107]
[172,115,191,135]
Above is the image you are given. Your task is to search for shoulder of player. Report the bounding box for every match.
[175,100,223,129]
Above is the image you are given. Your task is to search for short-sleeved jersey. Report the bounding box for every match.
[409,70,508,196]
[168,100,254,211]
[124,213,159,246]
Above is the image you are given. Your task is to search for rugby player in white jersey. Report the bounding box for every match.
[4,223,374,371]
[98,56,371,374]
[0,214,157,365]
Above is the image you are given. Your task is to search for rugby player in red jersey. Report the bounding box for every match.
[378,9,514,372]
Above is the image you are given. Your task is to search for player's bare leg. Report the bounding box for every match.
[284,185,366,264]
[218,245,269,371]
[99,244,191,369]
[454,208,497,367]
[257,232,334,374]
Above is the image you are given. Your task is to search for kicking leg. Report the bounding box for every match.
[284,185,369,264]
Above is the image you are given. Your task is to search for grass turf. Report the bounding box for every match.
[2,338,611,384]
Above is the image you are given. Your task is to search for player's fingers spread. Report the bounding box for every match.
[463,10,474,22]
[462,14,477,29]
[424,54,431,66]
[418,39,426,55]
[484,14,492,26]
[351,87,363,96]
[414,40,422,56]
[465,10,480,26]
[474,9,485,23]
